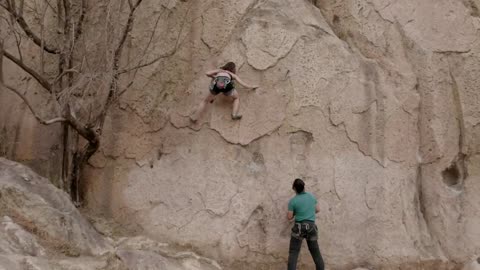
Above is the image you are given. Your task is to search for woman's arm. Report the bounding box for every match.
[205,69,222,78]
[228,72,258,89]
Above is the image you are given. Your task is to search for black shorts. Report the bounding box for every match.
[209,76,235,96]
[209,87,235,96]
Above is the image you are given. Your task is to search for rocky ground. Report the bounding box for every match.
[0,157,222,270]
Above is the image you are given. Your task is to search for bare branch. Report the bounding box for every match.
[65,104,98,143]
[43,0,57,15]
[56,0,62,31]
[118,2,190,75]
[1,81,97,139]
[0,40,4,83]
[94,0,143,131]
[56,0,65,88]
[4,49,52,91]
[13,26,23,61]
[0,2,8,10]
[62,0,71,48]
[52,68,79,84]
[117,10,163,74]
[0,15,24,61]
[62,0,70,31]
[40,2,49,74]
[62,0,72,86]
[1,82,65,124]
[41,117,66,124]
[0,4,60,54]
[18,0,23,16]
[117,50,176,74]
[113,0,143,70]
[74,0,86,42]
[9,0,16,11]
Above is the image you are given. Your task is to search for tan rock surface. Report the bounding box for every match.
[0,158,222,270]
[0,158,111,256]
[463,258,480,270]
[1,0,480,269]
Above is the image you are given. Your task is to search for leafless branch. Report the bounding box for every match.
[1,82,66,124]
[113,0,143,70]
[95,0,143,131]
[53,68,79,84]
[117,50,176,74]
[65,104,98,143]
[43,0,56,15]
[18,0,23,16]
[0,2,8,10]
[9,0,16,11]
[3,49,52,91]
[56,0,65,88]
[0,40,4,83]
[40,2,49,73]
[62,0,70,35]
[1,82,98,146]
[118,2,190,75]
[0,4,60,54]
[13,24,23,61]
[117,10,163,74]
[0,15,24,61]
[74,0,86,42]
[142,11,163,54]
[62,0,69,17]
[62,0,73,86]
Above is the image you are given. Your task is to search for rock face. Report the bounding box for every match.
[1,0,480,269]
[0,158,222,270]
[0,158,111,257]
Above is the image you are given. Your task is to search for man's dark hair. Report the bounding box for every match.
[292,178,305,193]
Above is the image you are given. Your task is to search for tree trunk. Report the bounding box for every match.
[65,110,99,205]
[70,138,98,205]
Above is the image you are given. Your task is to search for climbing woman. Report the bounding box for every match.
[190,62,258,122]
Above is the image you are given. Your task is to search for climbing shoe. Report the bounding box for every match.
[231,114,242,120]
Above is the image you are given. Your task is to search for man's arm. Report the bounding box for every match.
[287,211,294,221]
[315,203,320,213]
[287,200,295,221]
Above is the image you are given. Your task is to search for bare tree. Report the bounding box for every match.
[0,0,182,205]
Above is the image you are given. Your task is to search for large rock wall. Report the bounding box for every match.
[1,0,480,269]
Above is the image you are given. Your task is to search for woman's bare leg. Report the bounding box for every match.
[191,93,216,122]
[230,90,242,120]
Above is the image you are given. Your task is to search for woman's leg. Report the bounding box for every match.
[191,93,216,122]
[229,90,242,120]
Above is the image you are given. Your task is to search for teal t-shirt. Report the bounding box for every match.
[288,192,317,222]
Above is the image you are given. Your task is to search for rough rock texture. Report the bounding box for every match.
[0,158,111,256]
[1,0,480,269]
[463,258,480,270]
[0,158,222,270]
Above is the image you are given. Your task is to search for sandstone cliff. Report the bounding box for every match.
[1,0,480,269]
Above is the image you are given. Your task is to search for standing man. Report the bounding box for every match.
[287,178,325,270]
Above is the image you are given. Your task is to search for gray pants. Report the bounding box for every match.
[287,221,324,270]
